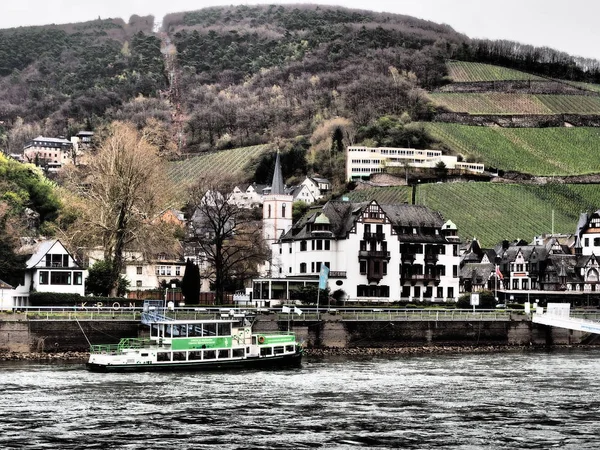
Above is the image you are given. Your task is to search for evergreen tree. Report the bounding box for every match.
[181,258,200,304]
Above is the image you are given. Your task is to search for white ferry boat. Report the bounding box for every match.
[86,306,302,372]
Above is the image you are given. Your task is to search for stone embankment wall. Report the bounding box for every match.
[0,316,140,353]
[0,313,587,353]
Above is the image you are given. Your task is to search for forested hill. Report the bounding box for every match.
[0,15,165,153]
[1,4,599,161]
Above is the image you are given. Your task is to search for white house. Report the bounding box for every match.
[301,176,331,200]
[87,248,186,293]
[254,199,461,304]
[229,183,268,209]
[346,145,485,181]
[286,184,317,204]
[0,279,17,310]
[15,239,86,298]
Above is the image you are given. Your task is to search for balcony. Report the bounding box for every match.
[401,253,415,264]
[401,273,441,284]
[358,250,391,259]
[424,253,438,264]
[367,272,384,283]
[363,231,385,241]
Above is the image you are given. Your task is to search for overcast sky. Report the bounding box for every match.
[3,0,599,60]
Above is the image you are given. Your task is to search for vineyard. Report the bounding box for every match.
[343,186,412,204]
[164,144,271,206]
[417,183,600,247]
[425,123,600,176]
[429,93,600,115]
[446,61,544,82]
[341,183,600,247]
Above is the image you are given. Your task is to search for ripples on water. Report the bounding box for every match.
[2,349,600,449]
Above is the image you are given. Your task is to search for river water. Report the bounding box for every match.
[2,349,600,449]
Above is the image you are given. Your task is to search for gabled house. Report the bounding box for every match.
[86,247,186,293]
[0,279,17,311]
[301,176,331,200]
[255,199,460,303]
[575,210,600,256]
[286,184,317,204]
[16,239,86,298]
[229,183,268,209]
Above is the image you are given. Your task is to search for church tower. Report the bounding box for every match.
[263,152,293,275]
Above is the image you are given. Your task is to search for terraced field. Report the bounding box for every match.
[429,93,600,115]
[343,186,412,204]
[425,123,600,175]
[446,61,545,82]
[164,144,271,206]
[360,183,600,247]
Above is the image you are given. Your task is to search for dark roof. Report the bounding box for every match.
[271,152,285,195]
[459,263,494,283]
[281,200,451,243]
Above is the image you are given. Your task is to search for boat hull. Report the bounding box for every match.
[86,350,302,373]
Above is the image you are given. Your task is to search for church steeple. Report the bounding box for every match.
[271,151,285,195]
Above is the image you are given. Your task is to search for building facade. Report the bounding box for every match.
[346,145,485,181]
[257,199,460,304]
[23,136,73,172]
[15,240,86,301]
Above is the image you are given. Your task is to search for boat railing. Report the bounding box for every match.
[89,338,153,354]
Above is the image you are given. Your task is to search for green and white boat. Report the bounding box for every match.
[86,305,302,372]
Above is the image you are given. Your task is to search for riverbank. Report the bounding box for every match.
[3,344,599,362]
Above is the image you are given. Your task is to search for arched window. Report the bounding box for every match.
[300,263,307,273]
[588,268,599,282]
[282,203,286,218]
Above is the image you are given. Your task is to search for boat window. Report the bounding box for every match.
[204,350,216,360]
[233,349,244,358]
[189,351,202,360]
[260,347,272,357]
[218,349,229,359]
[218,323,231,336]
[173,352,186,361]
[286,345,295,353]
[274,346,284,355]
[141,353,149,357]
[188,325,201,337]
[203,323,216,336]
[157,352,170,362]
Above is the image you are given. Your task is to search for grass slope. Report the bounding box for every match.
[164,144,271,206]
[446,61,545,82]
[425,123,600,176]
[343,186,412,204]
[409,183,600,247]
[429,93,600,115]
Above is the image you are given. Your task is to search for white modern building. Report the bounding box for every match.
[346,145,485,181]
[254,199,461,304]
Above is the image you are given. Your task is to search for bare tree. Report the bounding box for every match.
[65,121,178,296]
[187,177,269,304]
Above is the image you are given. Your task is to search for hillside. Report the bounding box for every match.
[2,5,600,248]
[345,183,600,248]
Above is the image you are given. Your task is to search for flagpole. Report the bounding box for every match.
[316,289,320,321]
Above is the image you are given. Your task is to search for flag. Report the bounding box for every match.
[495,265,504,280]
[282,305,291,314]
[319,265,330,289]
[294,306,303,316]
